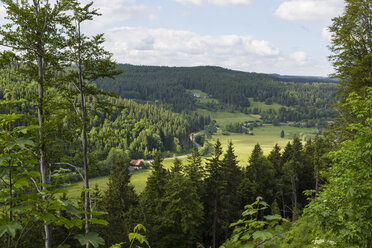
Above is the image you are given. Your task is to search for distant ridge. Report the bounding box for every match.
[121,64,337,84]
[271,74,338,84]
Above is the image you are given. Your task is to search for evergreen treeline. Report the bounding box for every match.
[92,137,331,248]
[96,64,337,123]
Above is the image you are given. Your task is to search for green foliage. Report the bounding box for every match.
[184,147,204,184]
[328,0,372,96]
[100,157,138,246]
[223,197,282,248]
[75,232,105,248]
[303,89,372,248]
[109,224,150,248]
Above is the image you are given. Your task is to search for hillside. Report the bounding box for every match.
[0,68,206,173]
[96,64,338,125]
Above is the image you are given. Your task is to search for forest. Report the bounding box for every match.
[95,64,337,124]
[0,0,371,248]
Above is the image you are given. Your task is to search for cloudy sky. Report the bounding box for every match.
[1,0,346,76]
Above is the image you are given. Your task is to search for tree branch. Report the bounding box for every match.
[54,162,85,183]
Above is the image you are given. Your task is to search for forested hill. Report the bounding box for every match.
[0,68,207,163]
[96,64,338,122]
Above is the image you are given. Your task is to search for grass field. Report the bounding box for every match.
[67,156,190,198]
[197,108,260,127]
[208,125,318,164]
[67,107,318,198]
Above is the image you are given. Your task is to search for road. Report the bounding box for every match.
[145,130,204,164]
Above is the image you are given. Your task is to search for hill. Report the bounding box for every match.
[96,64,337,126]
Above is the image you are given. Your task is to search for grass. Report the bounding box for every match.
[67,157,190,198]
[196,108,260,127]
[66,108,318,199]
[208,125,318,164]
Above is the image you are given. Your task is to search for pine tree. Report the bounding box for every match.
[280,130,285,138]
[203,139,224,248]
[246,144,275,204]
[221,142,243,237]
[170,157,183,175]
[159,173,204,248]
[268,144,286,217]
[184,147,204,185]
[139,153,169,246]
[101,156,138,246]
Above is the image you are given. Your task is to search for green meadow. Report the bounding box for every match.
[196,108,259,127]
[67,104,318,198]
[208,125,318,164]
[67,157,190,197]
[68,124,317,197]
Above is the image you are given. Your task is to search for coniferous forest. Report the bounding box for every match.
[96,64,338,124]
[0,0,371,248]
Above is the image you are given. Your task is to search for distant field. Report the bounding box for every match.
[196,108,260,127]
[67,107,318,198]
[208,125,318,164]
[248,98,284,112]
[67,157,190,198]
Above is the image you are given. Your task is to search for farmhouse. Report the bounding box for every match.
[128,159,145,172]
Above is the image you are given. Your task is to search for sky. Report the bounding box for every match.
[0,0,346,76]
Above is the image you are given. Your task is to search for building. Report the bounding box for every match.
[128,159,145,172]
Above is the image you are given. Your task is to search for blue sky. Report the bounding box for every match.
[0,0,346,76]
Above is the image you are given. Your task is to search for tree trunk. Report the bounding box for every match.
[290,162,297,221]
[34,3,51,246]
[315,164,319,195]
[77,21,91,248]
[212,198,217,248]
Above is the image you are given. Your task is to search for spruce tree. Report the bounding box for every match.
[184,147,204,185]
[221,142,243,237]
[246,144,275,204]
[101,156,138,246]
[159,173,204,248]
[203,139,224,248]
[139,153,169,246]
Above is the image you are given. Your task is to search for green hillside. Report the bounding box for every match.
[96,64,337,126]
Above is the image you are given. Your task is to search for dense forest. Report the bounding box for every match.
[0,0,371,248]
[96,64,337,124]
[0,67,207,169]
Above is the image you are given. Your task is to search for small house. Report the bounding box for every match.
[128,159,145,172]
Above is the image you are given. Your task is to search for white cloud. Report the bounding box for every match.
[208,0,252,6]
[79,0,161,33]
[321,27,332,41]
[275,0,344,22]
[174,0,203,5]
[104,26,283,73]
[289,51,308,65]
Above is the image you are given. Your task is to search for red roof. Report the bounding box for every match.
[130,159,145,167]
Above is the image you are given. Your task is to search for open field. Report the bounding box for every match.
[67,101,317,198]
[67,156,190,197]
[208,125,318,164]
[196,108,260,127]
